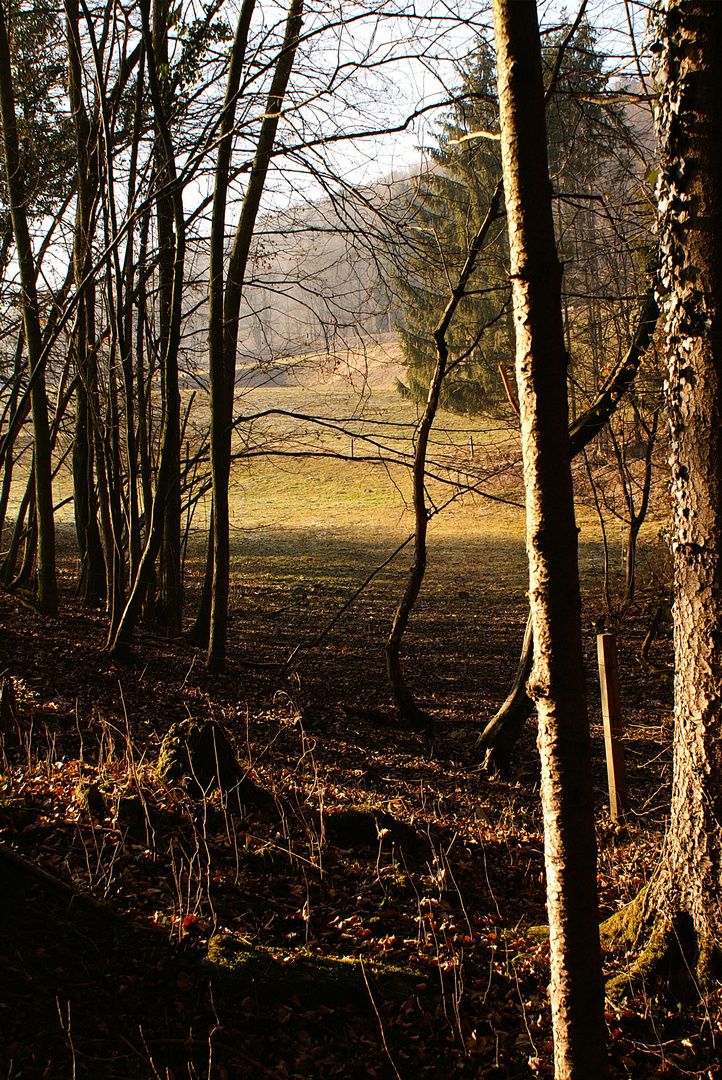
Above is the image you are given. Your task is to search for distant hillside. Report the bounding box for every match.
[259,332,407,390]
[181,173,414,390]
[179,84,653,396]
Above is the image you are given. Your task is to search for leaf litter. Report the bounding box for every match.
[0,528,719,1079]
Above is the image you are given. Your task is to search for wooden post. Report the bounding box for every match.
[597,632,629,821]
[469,434,474,459]
[349,438,354,459]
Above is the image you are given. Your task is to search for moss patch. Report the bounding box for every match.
[695,933,722,992]
[605,918,673,1002]
[599,886,649,954]
[602,893,722,1001]
[205,933,424,1008]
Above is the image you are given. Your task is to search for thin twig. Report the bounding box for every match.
[359,958,403,1080]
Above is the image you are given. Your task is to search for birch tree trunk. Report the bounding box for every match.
[491,3,607,1075]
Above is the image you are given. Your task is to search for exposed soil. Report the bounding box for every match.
[1,528,719,1079]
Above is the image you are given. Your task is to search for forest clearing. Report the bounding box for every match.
[2,0,722,1075]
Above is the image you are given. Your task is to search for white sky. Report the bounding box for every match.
[260,0,655,205]
[16,0,656,288]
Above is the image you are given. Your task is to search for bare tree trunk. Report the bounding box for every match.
[188,507,214,646]
[94,427,116,614]
[72,309,106,604]
[492,3,607,1076]
[0,0,57,614]
[135,208,156,622]
[107,0,185,656]
[105,357,127,640]
[153,0,182,634]
[15,496,37,587]
[2,463,33,584]
[612,405,658,606]
[207,0,303,671]
[120,49,147,594]
[385,182,503,725]
[476,285,659,771]
[67,0,106,605]
[0,332,27,547]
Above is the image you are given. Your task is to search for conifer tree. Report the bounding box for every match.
[397,22,639,418]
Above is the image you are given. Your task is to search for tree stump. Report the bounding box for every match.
[157,719,269,807]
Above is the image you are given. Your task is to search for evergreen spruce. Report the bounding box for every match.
[397,22,639,418]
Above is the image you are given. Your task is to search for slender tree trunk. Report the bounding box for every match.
[94,426,116,613]
[120,49,146,592]
[153,0,182,634]
[105,357,127,639]
[491,3,607,1076]
[613,407,658,606]
[0,440,15,548]
[200,0,256,660]
[72,311,106,603]
[385,181,502,724]
[207,0,302,671]
[67,0,106,605]
[2,463,33,584]
[188,507,214,646]
[135,208,156,621]
[16,498,37,587]
[476,285,659,771]
[0,332,27,546]
[0,0,57,613]
[107,0,185,654]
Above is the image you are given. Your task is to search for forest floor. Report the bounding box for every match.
[0,521,719,1079]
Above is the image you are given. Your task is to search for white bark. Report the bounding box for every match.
[492,3,607,1076]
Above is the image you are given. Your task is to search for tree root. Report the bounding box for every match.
[601,888,722,1001]
[474,614,534,778]
[394,700,435,734]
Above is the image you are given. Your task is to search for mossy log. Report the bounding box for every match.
[205,932,424,1008]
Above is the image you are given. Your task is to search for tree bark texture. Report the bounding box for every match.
[652,0,722,947]
[492,3,607,1077]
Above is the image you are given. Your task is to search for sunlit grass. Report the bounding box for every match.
[4,373,670,611]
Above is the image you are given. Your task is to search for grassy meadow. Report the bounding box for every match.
[187,382,669,611]
[5,374,670,628]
